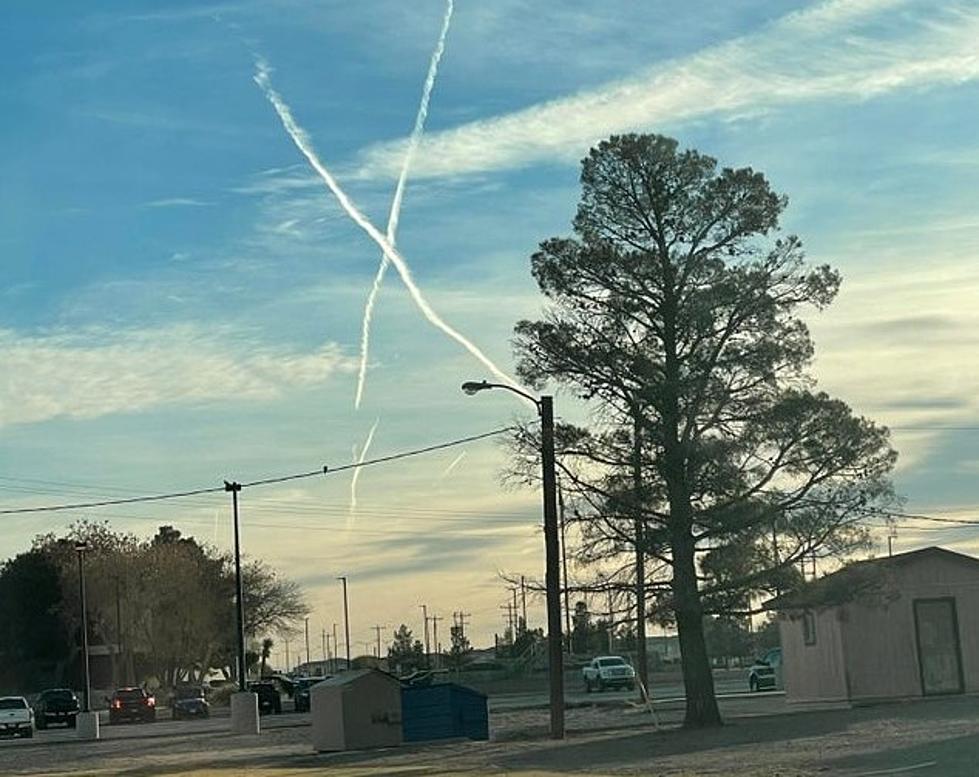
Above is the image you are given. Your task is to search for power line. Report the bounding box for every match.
[0,426,514,516]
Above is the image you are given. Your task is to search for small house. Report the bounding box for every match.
[768,546,979,704]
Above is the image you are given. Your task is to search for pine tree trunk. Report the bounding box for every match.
[673,533,722,727]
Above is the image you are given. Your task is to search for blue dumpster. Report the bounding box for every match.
[401,683,488,742]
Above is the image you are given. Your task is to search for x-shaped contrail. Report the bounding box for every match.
[253,16,525,398]
[356,0,455,410]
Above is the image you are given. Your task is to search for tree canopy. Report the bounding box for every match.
[512,133,896,727]
[0,521,309,692]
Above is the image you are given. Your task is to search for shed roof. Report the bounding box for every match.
[765,546,979,611]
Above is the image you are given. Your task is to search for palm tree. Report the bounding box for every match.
[260,637,274,677]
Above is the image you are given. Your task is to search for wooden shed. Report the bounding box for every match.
[768,546,979,704]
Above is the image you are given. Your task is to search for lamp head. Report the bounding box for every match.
[461,380,491,396]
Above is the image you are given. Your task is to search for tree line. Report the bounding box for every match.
[0,521,309,693]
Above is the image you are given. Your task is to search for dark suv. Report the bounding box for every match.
[108,687,157,724]
[34,688,80,729]
[171,685,209,720]
[292,677,327,713]
[247,681,281,714]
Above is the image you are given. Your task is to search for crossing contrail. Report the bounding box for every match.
[253,60,527,399]
[349,417,380,521]
[439,450,467,479]
[356,0,455,410]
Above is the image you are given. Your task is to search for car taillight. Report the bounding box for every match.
[146,697,155,707]
[112,700,122,709]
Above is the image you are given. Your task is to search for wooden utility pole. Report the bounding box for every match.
[520,576,528,631]
[420,605,430,667]
[559,486,572,651]
[431,615,443,668]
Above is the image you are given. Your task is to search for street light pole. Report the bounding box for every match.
[338,577,351,670]
[74,541,92,714]
[225,481,247,692]
[461,380,565,739]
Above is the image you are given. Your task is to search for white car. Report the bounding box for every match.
[582,655,636,692]
[0,696,34,738]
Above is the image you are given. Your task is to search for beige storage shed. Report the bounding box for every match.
[768,546,979,704]
[310,669,403,751]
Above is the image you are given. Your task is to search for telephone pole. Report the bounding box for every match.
[372,624,386,663]
[559,486,572,650]
[420,605,430,667]
[431,615,443,668]
[520,576,528,631]
[321,628,327,662]
[304,617,311,670]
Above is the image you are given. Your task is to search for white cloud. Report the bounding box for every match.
[355,0,979,180]
[808,260,979,472]
[0,325,356,428]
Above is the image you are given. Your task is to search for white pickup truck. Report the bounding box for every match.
[582,655,637,692]
[0,696,34,738]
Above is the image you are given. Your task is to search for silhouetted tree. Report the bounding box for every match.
[387,625,425,674]
[512,133,896,727]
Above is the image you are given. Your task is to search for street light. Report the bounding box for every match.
[74,541,92,714]
[224,481,247,692]
[461,379,565,739]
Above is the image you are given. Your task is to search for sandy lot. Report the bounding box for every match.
[4,695,978,776]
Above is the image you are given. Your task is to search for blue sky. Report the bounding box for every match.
[2,0,979,657]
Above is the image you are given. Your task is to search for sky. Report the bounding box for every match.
[2,0,979,662]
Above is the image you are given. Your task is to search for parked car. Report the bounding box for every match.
[248,681,282,714]
[582,655,637,692]
[34,688,80,729]
[292,677,327,713]
[747,647,783,692]
[108,687,157,724]
[0,696,34,738]
[171,685,210,720]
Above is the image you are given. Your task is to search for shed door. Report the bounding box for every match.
[913,598,964,696]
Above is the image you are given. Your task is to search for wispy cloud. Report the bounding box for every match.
[142,197,212,208]
[0,325,357,428]
[356,0,979,180]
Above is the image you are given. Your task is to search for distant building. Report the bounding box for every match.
[768,546,979,704]
[294,660,335,676]
[645,635,681,663]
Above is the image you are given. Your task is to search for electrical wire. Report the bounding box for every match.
[0,426,515,516]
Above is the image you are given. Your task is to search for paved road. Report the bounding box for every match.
[0,708,309,749]
[489,674,761,711]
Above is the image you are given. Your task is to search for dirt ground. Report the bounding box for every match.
[8,695,979,777]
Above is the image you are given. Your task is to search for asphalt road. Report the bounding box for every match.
[489,673,759,710]
[0,706,309,748]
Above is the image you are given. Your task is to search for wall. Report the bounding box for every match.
[780,606,848,703]
[842,554,979,701]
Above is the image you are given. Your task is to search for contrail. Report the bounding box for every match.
[253,61,527,400]
[349,417,380,521]
[356,0,455,410]
[439,450,467,479]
